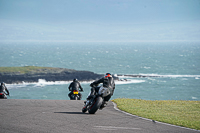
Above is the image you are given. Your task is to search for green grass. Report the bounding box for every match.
[0,66,55,74]
[112,98,200,130]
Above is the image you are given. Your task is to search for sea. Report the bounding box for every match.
[1,41,200,101]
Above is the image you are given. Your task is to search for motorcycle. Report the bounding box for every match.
[0,92,8,99]
[70,90,82,100]
[82,86,111,114]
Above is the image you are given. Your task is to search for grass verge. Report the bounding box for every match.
[0,66,49,73]
[112,98,200,130]
[0,66,61,74]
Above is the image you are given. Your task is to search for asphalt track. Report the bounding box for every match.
[0,99,199,133]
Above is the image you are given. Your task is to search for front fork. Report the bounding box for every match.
[83,96,95,109]
[85,100,90,106]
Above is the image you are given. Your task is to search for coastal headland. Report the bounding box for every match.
[0,66,173,84]
[0,66,105,84]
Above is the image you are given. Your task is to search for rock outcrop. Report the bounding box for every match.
[0,67,105,84]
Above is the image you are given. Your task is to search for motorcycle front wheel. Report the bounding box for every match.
[88,96,103,114]
[82,106,87,113]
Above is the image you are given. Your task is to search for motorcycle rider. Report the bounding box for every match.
[68,79,83,100]
[0,82,10,99]
[87,73,115,109]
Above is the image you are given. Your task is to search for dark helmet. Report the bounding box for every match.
[104,73,112,78]
[1,82,4,85]
[73,78,78,82]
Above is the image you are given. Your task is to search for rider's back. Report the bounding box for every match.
[0,85,5,92]
[103,77,115,89]
[69,81,81,91]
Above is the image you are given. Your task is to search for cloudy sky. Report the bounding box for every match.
[0,0,200,42]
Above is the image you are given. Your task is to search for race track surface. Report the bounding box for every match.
[0,99,199,133]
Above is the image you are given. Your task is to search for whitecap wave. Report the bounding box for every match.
[192,97,198,100]
[35,79,71,86]
[6,79,95,88]
[117,74,200,78]
[144,74,200,78]
[6,78,145,88]
[115,79,145,85]
[7,79,70,88]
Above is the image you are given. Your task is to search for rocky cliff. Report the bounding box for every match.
[0,66,105,84]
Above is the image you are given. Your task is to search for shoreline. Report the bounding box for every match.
[0,66,105,84]
[1,66,200,84]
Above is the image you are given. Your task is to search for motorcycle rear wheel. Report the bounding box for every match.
[75,96,78,100]
[0,94,7,99]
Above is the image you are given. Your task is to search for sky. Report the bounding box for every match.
[0,0,200,42]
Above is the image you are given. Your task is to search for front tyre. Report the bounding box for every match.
[88,96,103,114]
[82,106,87,113]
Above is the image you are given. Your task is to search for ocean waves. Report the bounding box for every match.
[7,78,146,89]
[117,74,200,78]
[1,42,200,100]
[6,73,199,89]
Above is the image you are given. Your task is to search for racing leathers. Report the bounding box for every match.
[0,83,9,99]
[88,76,115,102]
[68,80,83,100]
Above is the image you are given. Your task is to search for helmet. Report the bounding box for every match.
[105,73,112,78]
[1,82,4,85]
[73,78,78,82]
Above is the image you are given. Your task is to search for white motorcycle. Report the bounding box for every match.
[82,86,111,114]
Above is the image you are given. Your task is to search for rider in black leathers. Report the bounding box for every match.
[68,79,83,100]
[87,73,115,109]
[0,82,10,99]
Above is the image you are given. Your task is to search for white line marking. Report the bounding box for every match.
[94,126,141,130]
